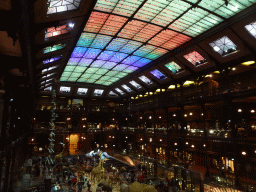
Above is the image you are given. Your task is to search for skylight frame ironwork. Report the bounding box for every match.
[183,51,207,67]
[47,0,81,14]
[150,69,167,80]
[77,88,88,95]
[164,61,183,74]
[209,36,238,56]
[93,89,104,96]
[245,21,256,39]
[129,80,142,89]
[59,86,71,93]
[121,84,132,92]
[138,75,153,85]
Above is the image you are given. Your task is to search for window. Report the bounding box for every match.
[138,75,153,85]
[115,88,125,95]
[245,21,256,38]
[60,86,71,93]
[42,73,55,79]
[121,84,132,92]
[183,51,207,66]
[43,43,66,54]
[47,0,81,14]
[165,61,183,74]
[129,80,142,89]
[77,88,88,95]
[109,91,118,97]
[150,69,167,80]
[43,56,62,64]
[209,36,237,56]
[45,24,74,39]
[93,89,104,96]
[44,86,52,92]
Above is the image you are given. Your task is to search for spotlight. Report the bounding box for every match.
[191,145,195,148]
[251,110,255,113]
[238,109,242,113]
[242,151,246,155]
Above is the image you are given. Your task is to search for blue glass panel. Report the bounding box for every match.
[112,64,129,71]
[106,38,128,51]
[132,58,151,67]
[122,55,141,65]
[43,56,62,64]
[71,47,87,57]
[90,60,106,67]
[119,40,143,54]
[97,50,116,60]
[90,34,112,49]
[83,48,101,59]
[150,69,167,80]
[78,58,93,66]
[67,58,80,65]
[109,52,128,62]
[101,62,117,69]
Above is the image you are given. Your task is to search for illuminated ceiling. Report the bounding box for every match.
[34,0,256,97]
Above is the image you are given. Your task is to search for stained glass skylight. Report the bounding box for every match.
[115,88,125,95]
[245,21,256,38]
[43,56,62,64]
[93,89,104,96]
[47,0,81,14]
[77,88,88,95]
[138,75,153,85]
[165,62,183,74]
[60,0,255,87]
[109,91,118,97]
[43,43,66,54]
[129,80,142,89]
[209,36,237,56]
[121,84,132,92]
[150,69,167,80]
[60,86,71,93]
[45,24,74,39]
[184,51,207,66]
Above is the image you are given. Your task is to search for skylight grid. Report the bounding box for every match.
[134,0,169,22]
[133,45,157,57]
[119,40,143,54]
[184,51,207,66]
[110,52,129,62]
[60,86,71,93]
[83,48,101,59]
[209,36,238,56]
[99,15,128,36]
[117,20,147,39]
[139,75,153,85]
[148,29,179,48]
[97,50,116,60]
[45,24,72,39]
[47,0,80,14]
[132,58,151,67]
[245,21,256,38]
[133,24,163,42]
[77,33,96,47]
[78,58,93,66]
[84,12,109,33]
[123,66,138,73]
[150,69,167,80]
[43,43,65,54]
[106,38,129,51]
[90,34,113,49]
[71,47,87,57]
[112,0,144,17]
[115,88,125,95]
[165,62,183,74]
[94,0,118,12]
[77,88,88,95]
[121,84,132,92]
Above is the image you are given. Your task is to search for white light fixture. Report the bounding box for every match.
[173,114,176,117]
[112,136,114,139]
[140,138,143,141]
[67,118,71,120]
[191,145,195,148]
[159,116,161,119]
[83,125,85,128]
[126,118,128,120]
[140,117,142,119]
[160,139,162,142]
[201,113,204,116]
[112,118,115,120]
[186,142,189,145]
[149,116,152,119]
[242,151,246,155]
[238,109,242,113]
[184,114,187,117]
[66,137,69,140]
[126,136,128,139]
[150,138,152,142]
[39,147,43,151]
[174,143,177,145]
[109,136,111,138]
[32,139,34,141]
[203,144,206,147]
[251,110,255,113]
[68,23,75,28]
[189,113,193,116]
[232,67,236,71]
[113,145,115,147]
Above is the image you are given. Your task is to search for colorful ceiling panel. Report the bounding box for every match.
[165,62,183,74]
[59,0,256,87]
[47,0,81,14]
[209,36,237,56]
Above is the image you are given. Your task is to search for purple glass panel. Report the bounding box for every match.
[109,52,128,62]
[71,47,87,57]
[97,50,116,60]
[83,48,101,59]
[122,55,141,65]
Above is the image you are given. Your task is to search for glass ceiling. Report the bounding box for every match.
[47,0,81,14]
[60,0,256,87]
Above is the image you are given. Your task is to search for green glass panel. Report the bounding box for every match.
[94,0,118,13]
[85,79,96,83]
[105,71,118,76]
[60,77,68,81]
[114,72,128,78]
[94,80,105,85]
[108,77,119,82]
[67,77,78,81]
[81,74,92,78]
[70,73,81,77]
[99,76,111,81]
[102,81,113,86]
[90,34,112,49]
[77,78,87,82]
[86,68,99,73]
[90,74,102,79]
[64,66,76,71]
[95,69,109,75]
[62,72,72,76]
[112,0,144,17]
[43,43,65,54]
[74,66,87,73]
[77,33,96,47]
